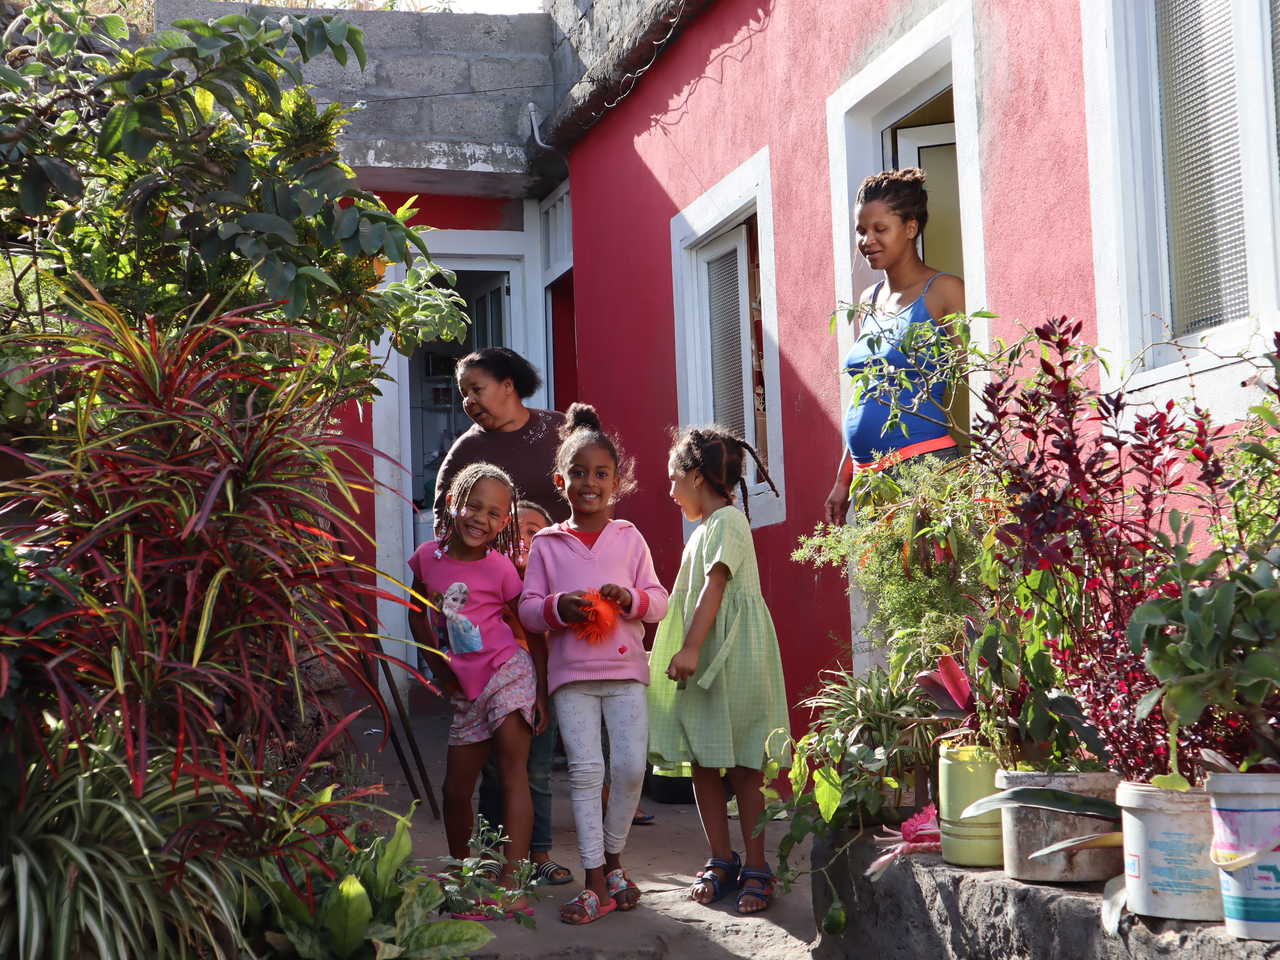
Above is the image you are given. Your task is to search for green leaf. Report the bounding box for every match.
[240,212,299,244]
[822,898,847,935]
[324,875,373,960]
[375,813,413,899]
[348,27,367,70]
[374,941,405,960]
[297,266,340,291]
[1164,683,1208,726]
[398,918,493,959]
[1242,650,1280,685]
[33,156,83,199]
[961,787,1121,822]
[279,915,328,960]
[1134,685,1164,721]
[1028,831,1123,860]
[17,169,49,215]
[813,765,842,822]
[394,878,444,932]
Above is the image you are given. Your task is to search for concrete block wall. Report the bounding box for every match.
[154,0,555,194]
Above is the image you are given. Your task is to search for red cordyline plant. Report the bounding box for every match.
[969,316,1248,782]
[0,298,427,800]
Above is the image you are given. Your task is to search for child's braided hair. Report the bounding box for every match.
[554,402,637,501]
[667,425,779,521]
[436,462,519,557]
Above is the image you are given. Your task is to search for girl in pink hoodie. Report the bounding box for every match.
[519,403,669,925]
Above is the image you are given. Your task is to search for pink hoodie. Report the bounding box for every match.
[519,519,669,694]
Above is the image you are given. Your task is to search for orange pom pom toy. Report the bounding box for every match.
[573,589,621,645]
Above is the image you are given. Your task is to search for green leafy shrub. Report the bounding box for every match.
[0,732,258,960]
[252,808,496,960]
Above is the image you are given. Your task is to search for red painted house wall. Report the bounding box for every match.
[565,0,1098,731]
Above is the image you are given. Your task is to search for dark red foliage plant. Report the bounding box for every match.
[0,298,429,805]
[970,315,1247,782]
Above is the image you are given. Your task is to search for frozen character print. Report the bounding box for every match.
[441,581,483,654]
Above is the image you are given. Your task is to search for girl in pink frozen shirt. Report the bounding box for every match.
[519,403,669,925]
[408,462,548,916]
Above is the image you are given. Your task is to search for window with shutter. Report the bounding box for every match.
[671,147,784,528]
[1155,0,1249,336]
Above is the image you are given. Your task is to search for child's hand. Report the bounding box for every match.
[533,691,550,735]
[557,590,591,624]
[599,583,633,612]
[666,646,700,683]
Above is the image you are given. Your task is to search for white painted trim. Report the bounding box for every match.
[373,225,550,667]
[670,146,787,529]
[825,0,989,420]
[896,122,957,166]
[1080,0,1279,420]
[539,180,573,286]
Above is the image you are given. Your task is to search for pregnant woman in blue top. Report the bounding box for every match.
[825,167,967,524]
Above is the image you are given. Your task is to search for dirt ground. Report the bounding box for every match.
[354,686,817,959]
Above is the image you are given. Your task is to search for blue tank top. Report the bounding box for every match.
[842,273,955,466]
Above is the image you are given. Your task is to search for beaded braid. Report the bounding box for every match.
[668,425,779,521]
[436,462,520,558]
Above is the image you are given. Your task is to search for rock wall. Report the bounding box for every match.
[154,0,555,195]
[812,829,1278,959]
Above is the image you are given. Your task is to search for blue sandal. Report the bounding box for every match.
[690,852,740,904]
[736,866,775,914]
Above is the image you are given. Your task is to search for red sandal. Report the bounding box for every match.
[561,888,617,925]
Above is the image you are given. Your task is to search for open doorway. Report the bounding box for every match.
[407,268,510,545]
[884,88,964,284]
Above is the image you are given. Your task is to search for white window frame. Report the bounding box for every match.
[1080,0,1280,419]
[824,0,989,417]
[671,146,786,529]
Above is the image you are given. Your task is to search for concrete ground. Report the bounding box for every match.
[355,687,817,959]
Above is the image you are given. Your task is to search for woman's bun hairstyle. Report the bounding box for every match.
[554,402,637,500]
[457,347,542,399]
[856,167,929,234]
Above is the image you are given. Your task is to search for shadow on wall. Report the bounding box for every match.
[647,0,774,134]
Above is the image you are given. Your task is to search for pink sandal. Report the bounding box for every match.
[606,868,641,911]
[561,888,617,925]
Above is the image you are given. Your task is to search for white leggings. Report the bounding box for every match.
[552,679,648,870]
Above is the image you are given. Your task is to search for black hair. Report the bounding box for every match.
[667,424,778,521]
[553,402,637,501]
[515,499,553,527]
[856,167,929,235]
[436,462,519,556]
[456,347,542,399]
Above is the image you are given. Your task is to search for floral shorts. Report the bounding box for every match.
[448,648,536,746]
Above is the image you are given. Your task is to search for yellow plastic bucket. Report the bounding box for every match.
[939,744,1003,866]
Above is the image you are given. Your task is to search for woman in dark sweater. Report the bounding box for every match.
[431,347,573,886]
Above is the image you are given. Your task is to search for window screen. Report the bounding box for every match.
[705,247,747,438]
[1155,0,1249,336]
[1272,0,1280,173]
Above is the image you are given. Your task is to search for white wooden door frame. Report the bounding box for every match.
[371,204,547,687]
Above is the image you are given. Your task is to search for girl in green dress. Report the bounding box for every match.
[649,426,791,915]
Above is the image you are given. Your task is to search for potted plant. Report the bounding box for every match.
[1128,424,1280,935]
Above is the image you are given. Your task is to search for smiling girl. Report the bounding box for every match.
[518,403,669,924]
[408,462,548,916]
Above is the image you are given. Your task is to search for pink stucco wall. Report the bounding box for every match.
[566,0,1098,731]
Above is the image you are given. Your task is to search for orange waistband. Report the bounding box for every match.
[856,435,958,472]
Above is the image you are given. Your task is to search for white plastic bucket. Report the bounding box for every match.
[1206,772,1280,940]
[1116,781,1221,921]
[995,769,1122,882]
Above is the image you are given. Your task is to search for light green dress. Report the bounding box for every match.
[648,505,791,770]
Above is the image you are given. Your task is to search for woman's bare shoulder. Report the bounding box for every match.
[925,273,966,316]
